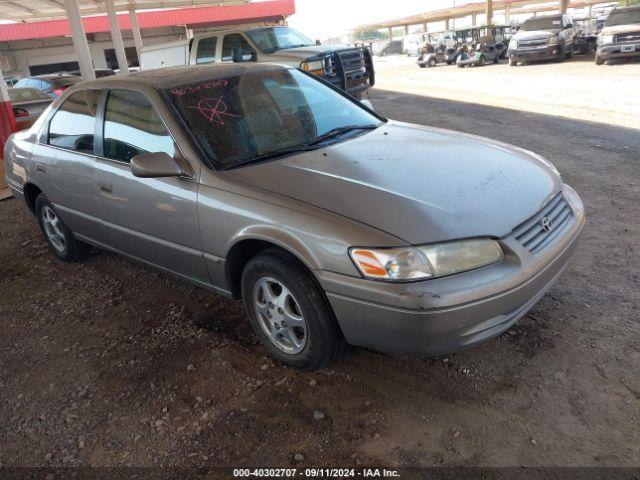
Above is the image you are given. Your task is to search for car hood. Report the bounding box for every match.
[226,121,561,245]
[514,29,561,40]
[600,24,640,36]
[268,44,358,61]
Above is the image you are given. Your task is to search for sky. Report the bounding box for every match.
[287,0,457,40]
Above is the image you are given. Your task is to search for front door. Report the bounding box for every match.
[93,88,209,285]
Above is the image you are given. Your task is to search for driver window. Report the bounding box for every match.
[222,34,256,62]
[48,89,101,154]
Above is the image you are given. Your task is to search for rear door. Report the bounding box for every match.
[30,89,103,235]
[192,34,220,65]
[221,33,257,62]
[92,88,208,284]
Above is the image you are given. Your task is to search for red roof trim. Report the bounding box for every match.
[0,0,295,42]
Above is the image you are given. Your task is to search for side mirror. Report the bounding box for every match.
[131,152,189,178]
[361,99,374,111]
[315,39,321,46]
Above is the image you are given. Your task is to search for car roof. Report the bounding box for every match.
[78,63,292,90]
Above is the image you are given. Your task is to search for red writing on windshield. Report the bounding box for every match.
[187,96,240,125]
[171,80,229,97]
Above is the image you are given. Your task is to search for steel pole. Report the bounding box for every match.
[64,0,95,80]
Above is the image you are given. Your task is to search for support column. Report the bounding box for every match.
[388,27,393,40]
[64,0,95,80]
[404,25,409,36]
[445,18,450,30]
[505,4,511,24]
[472,12,477,26]
[486,0,493,26]
[128,8,143,64]
[559,0,568,14]
[423,22,428,33]
[104,0,129,75]
[0,66,15,194]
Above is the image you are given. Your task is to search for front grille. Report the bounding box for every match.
[518,38,548,49]
[512,192,574,255]
[615,32,640,43]
[338,49,366,75]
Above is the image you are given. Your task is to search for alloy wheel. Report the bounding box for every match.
[41,205,66,253]
[253,276,307,354]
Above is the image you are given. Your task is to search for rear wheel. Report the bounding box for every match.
[35,194,87,262]
[509,57,517,66]
[595,55,605,65]
[241,249,345,371]
[428,57,437,68]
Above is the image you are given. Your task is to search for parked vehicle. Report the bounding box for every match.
[14,74,83,98]
[69,69,115,78]
[456,43,500,67]
[403,36,422,56]
[140,25,375,99]
[508,14,576,65]
[595,6,640,65]
[3,75,20,87]
[4,64,585,370]
[378,40,404,57]
[7,88,52,130]
[417,44,449,67]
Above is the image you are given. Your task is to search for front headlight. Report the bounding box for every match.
[349,239,503,282]
[598,35,614,45]
[300,59,324,76]
[548,35,559,45]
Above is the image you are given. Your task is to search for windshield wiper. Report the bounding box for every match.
[228,145,319,169]
[305,124,379,146]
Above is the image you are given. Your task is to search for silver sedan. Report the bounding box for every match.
[3,64,585,370]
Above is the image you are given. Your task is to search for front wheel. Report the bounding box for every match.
[595,55,605,65]
[429,57,437,67]
[241,249,345,371]
[509,57,518,66]
[35,194,87,262]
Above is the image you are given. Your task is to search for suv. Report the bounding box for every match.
[596,6,640,65]
[140,26,375,99]
[14,74,83,98]
[508,14,575,65]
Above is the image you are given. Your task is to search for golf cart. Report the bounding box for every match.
[456,43,500,67]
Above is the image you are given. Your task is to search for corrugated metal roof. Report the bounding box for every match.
[0,0,295,41]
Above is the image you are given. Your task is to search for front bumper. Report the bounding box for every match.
[597,43,640,60]
[508,45,563,62]
[318,184,585,357]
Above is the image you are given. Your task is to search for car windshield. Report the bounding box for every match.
[245,27,315,53]
[8,88,51,102]
[520,17,563,31]
[606,8,640,27]
[165,68,382,170]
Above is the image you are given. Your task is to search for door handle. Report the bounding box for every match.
[97,181,112,193]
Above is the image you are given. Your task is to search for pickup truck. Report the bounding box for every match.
[596,6,640,65]
[140,26,375,99]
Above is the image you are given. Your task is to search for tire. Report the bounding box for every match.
[429,57,437,68]
[494,56,500,64]
[595,55,605,65]
[241,248,346,371]
[479,57,485,66]
[566,48,573,59]
[419,63,426,68]
[509,58,517,66]
[35,194,87,262]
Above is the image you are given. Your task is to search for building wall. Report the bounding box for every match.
[0,22,271,78]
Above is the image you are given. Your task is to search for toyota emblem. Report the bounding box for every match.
[541,217,552,232]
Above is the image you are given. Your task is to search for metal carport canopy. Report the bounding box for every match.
[354,0,616,31]
[0,0,252,22]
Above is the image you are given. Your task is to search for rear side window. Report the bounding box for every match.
[48,89,101,154]
[196,36,218,64]
[221,34,256,61]
[103,89,176,163]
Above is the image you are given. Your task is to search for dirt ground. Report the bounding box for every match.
[1,61,639,469]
